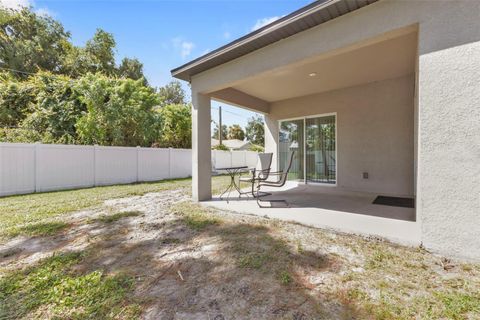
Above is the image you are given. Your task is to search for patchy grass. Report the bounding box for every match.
[0,251,140,319]
[91,211,143,224]
[171,201,221,231]
[278,270,292,285]
[7,221,69,238]
[0,176,230,240]
[365,246,396,269]
[1,176,479,319]
[238,252,270,269]
[304,234,480,319]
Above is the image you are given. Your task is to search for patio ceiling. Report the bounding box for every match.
[225,29,417,103]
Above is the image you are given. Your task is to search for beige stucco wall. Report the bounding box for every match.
[417,7,480,261]
[190,0,480,260]
[265,75,415,197]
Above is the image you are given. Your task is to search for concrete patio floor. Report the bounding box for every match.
[204,182,421,246]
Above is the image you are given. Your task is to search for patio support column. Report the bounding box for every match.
[264,115,279,172]
[191,90,212,201]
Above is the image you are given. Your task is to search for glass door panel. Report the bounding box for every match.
[279,119,304,181]
[305,115,336,184]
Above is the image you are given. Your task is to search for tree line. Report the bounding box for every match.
[212,117,264,146]
[0,6,191,148]
[0,6,264,149]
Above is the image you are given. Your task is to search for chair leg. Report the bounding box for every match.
[256,185,288,208]
[237,179,251,197]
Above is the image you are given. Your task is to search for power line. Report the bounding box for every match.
[211,106,251,119]
[0,66,61,78]
[0,66,80,84]
[0,125,76,135]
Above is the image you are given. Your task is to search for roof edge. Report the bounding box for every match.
[170,0,340,81]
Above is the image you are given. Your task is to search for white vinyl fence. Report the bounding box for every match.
[0,143,258,197]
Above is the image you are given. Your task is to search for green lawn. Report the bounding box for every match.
[0,176,229,239]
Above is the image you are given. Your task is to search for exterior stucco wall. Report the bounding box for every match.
[265,75,415,197]
[416,5,480,260]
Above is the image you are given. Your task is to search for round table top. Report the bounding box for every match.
[215,165,249,171]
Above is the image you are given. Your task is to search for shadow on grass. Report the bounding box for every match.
[0,200,368,319]
[7,221,70,238]
[89,210,143,224]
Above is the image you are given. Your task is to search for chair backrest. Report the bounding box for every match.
[256,153,273,178]
[278,151,295,186]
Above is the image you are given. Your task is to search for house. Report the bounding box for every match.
[211,139,252,151]
[172,0,480,260]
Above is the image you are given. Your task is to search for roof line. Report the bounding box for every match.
[170,0,338,79]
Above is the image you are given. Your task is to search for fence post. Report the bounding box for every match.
[34,142,40,193]
[212,150,216,173]
[168,148,172,179]
[93,144,98,187]
[136,146,140,183]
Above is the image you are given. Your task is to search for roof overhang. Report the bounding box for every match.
[171,0,378,82]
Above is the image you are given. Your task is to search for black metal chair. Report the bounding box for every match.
[239,152,273,197]
[256,151,295,208]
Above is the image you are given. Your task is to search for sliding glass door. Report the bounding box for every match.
[279,114,336,184]
[279,119,304,181]
[305,115,336,184]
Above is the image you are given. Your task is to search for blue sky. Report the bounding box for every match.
[4,0,311,129]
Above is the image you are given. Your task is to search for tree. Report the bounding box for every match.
[212,123,227,140]
[245,115,264,146]
[0,7,148,81]
[85,29,116,75]
[156,104,191,148]
[227,124,245,140]
[75,74,161,146]
[118,57,145,82]
[157,80,185,106]
[0,7,70,76]
[0,72,36,127]
[18,72,85,144]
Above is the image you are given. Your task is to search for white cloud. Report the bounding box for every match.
[172,37,195,59]
[35,7,53,17]
[251,16,283,31]
[0,0,54,17]
[180,41,194,59]
[223,31,231,40]
[0,0,31,9]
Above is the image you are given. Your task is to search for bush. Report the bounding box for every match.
[249,144,264,152]
[155,104,191,148]
[212,143,229,151]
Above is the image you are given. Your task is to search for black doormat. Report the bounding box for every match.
[373,196,415,208]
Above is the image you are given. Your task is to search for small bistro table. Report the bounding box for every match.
[215,165,249,200]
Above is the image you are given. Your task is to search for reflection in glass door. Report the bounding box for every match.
[279,119,304,181]
[279,114,336,184]
[306,115,336,184]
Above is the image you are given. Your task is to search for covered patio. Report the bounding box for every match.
[172,0,480,259]
[188,24,419,243]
